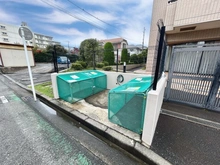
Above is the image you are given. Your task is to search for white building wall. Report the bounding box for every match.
[34,33,60,49]
[174,0,220,27]
[0,22,34,46]
[0,46,34,67]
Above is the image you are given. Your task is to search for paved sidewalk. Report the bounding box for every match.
[4,72,220,165]
[151,102,220,165]
[4,74,170,165]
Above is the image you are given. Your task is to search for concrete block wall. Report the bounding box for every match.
[142,73,167,147]
[174,0,220,27]
[145,0,167,74]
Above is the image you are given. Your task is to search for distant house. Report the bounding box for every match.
[127,45,146,56]
[71,47,79,55]
[99,38,128,62]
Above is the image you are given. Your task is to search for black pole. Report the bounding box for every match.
[153,26,165,90]
[123,62,126,73]
[116,49,118,72]
[93,50,95,70]
[67,55,69,69]
[53,45,58,73]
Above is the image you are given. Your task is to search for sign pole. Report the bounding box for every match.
[20,27,37,101]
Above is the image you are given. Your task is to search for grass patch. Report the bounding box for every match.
[35,82,54,98]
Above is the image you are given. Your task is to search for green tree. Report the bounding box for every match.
[96,46,104,63]
[142,48,148,63]
[130,54,138,64]
[46,44,67,55]
[79,39,103,67]
[137,53,143,63]
[121,48,129,63]
[103,42,114,65]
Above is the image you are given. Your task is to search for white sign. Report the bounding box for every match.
[18,26,33,40]
[19,25,36,101]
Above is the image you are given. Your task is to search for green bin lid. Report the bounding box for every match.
[128,76,152,83]
[81,70,106,78]
[110,81,151,93]
[57,72,90,83]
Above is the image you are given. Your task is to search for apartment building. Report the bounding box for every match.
[0,22,33,46]
[0,22,60,49]
[34,33,60,49]
[146,0,220,73]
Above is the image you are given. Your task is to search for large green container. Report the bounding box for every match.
[57,70,106,103]
[108,76,152,134]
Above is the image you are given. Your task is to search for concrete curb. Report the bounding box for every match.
[3,74,171,165]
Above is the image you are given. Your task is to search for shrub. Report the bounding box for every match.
[96,63,104,68]
[137,54,144,64]
[130,54,139,64]
[103,61,109,66]
[71,63,83,70]
[121,48,129,63]
[34,52,52,62]
[103,66,112,71]
[103,42,114,65]
[76,61,87,68]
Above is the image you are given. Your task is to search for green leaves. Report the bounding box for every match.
[104,42,114,65]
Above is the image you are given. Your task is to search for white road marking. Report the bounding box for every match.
[0,96,8,103]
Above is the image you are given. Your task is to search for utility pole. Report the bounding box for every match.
[142,27,145,63]
[65,41,70,54]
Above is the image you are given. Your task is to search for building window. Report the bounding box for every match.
[2,32,7,35]
[3,38,9,42]
[0,25,6,29]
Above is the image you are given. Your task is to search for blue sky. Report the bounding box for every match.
[0,0,153,48]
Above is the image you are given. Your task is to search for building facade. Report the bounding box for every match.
[99,38,128,62]
[0,22,60,49]
[146,0,220,73]
[34,33,60,49]
[127,45,145,56]
[0,22,33,46]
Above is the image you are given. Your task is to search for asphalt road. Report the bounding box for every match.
[0,74,146,165]
[151,115,220,165]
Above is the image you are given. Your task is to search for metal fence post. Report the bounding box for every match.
[153,26,165,90]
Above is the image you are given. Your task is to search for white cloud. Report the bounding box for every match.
[45,26,84,36]
[0,0,154,46]
[0,8,19,24]
[73,0,153,45]
[54,29,108,47]
[90,11,117,22]
[5,0,67,9]
[35,10,78,24]
[74,0,133,7]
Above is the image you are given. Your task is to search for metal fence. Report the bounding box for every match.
[165,44,220,112]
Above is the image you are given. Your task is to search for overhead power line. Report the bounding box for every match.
[67,0,116,28]
[40,0,141,44]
